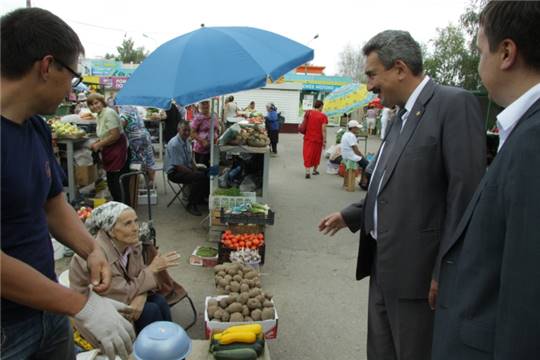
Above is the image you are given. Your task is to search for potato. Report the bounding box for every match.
[217,270,227,277]
[264,292,273,300]
[247,279,255,288]
[207,305,218,319]
[216,287,227,295]
[225,295,237,305]
[218,278,228,288]
[254,280,261,288]
[232,274,243,282]
[242,305,250,316]
[208,299,219,308]
[248,288,261,298]
[237,270,244,278]
[226,267,237,276]
[256,295,265,304]
[238,292,249,305]
[247,298,262,310]
[225,285,231,293]
[240,283,250,293]
[230,292,240,299]
[226,302,243,313]
[263,300,273,308]
[213,308,225,321]
[214,264,225,273]
[244,271,258,280]
[230,281,241,293]
[230,312,244,322]
[244,316,253,322]
[261,307,274,320]
[251,309,262,321]
[221,310,230,322]
[219,298,229,309]
[224,274,233,282]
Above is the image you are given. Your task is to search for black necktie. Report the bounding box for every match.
[364,108,405,236]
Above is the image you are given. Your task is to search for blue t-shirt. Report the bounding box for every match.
[266,110,280,131]
[1,115,65,325]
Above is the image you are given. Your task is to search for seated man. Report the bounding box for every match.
[166,121,209,216]
[341,120,369,171]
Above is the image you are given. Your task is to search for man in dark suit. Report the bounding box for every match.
[432,2,540,359]
[319,30,485,360]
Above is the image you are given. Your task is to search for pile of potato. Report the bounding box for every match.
[214,263,261,295]
[207,291,275,322]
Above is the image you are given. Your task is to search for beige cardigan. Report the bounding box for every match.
[69,230,158,305]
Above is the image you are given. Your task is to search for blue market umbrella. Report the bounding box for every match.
[116,26,313,108]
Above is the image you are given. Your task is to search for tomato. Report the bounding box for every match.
[246,241,252,248]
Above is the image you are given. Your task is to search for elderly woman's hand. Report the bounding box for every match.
[148,251,180,273]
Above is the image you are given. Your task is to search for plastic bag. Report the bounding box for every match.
[239,175,257,192]
[74,148,94,166]
[218,123,241,145]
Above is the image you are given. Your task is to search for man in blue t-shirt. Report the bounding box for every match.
[1,8,134,360]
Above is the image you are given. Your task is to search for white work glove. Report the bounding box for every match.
[75,290,136,360]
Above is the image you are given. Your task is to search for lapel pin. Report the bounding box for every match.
[416,111,421,116]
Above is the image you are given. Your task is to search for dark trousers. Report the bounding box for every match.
[358,157,369,170]
[268,129,279,153]
[106,160,131,206]
[367,243,434,360]
[134,293,171,334]
[194,152,210,168]
[168,168,209,206]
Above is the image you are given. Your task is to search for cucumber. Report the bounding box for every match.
[210,340,264,356]
[213,348,258,360]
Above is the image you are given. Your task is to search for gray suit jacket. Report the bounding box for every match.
[432,99,540,359]
[341,79,485,298]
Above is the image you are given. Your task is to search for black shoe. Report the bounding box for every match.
[305,173,311,179]
[312,170,320,175]
[186,203,202,216]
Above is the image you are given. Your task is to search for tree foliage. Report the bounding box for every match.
[105,38,148,64]
[423,0,487,90]
[337,43,367,83]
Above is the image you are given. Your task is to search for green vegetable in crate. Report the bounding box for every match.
[196,246,218,257]
[214,188,243,197]
[213,348,258,360]
[210,339,264,356]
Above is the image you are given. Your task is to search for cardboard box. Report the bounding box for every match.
[204,296,278,339]
[75,164,98,186]
[189,246,218,267]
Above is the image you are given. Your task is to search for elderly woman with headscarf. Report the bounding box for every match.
[69,202,180,337]
[119,105,156,187]
[87,93,130,203]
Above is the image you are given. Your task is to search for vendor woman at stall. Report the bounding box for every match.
[190,100,219,167]
[87,93,130,203]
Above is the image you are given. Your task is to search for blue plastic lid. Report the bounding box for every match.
[133,321,192,360]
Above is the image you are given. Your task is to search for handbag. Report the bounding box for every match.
[101,134,128,172]
[298,110,311,134]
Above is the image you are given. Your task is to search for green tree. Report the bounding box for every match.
[115,38,148,64]
[423,0,486,90]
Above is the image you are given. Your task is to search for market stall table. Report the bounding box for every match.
[56,137,88,202]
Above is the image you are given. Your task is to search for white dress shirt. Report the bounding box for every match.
[496,82,540,152]
[369,76,430,240]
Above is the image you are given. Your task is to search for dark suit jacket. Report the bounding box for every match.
[432,99,540,359]
[341,79,485,298]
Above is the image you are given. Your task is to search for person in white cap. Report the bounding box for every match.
[341,120,369,171]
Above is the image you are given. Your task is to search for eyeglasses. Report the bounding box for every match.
[54,58,83,88]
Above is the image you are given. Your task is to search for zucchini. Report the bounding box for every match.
[213,348,258,360]
[210,339,264,356]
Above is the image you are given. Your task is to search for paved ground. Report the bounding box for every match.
[56,128,383,359]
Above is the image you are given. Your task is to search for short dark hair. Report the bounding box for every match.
[177,120,190,130]
[1,8,84,79]
[479,1,540,71]
[314,100,324,109]
[362,30,423,76]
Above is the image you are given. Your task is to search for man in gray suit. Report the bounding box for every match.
[319,30,485,360]
[432,2,540,359]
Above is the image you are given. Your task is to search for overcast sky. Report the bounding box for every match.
[2,0,471,75]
